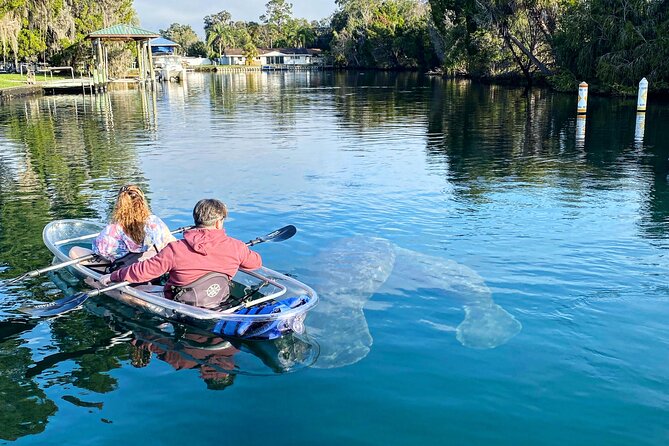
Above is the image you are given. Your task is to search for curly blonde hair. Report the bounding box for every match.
[112,184,151,245]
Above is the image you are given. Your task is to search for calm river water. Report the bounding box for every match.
[1,72,668,445]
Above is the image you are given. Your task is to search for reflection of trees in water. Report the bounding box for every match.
[326,71,669,236]
[332,71,427,131]
[424,80,651,203]
[0,92,155,440]
[209,72,303,130]
[424,79,669,236]
[426,82,582,187]
[0,93,150,275]
[45,310,130,393]
[0,310,139,441]
[0,333,57,441]
[632,114,669,238]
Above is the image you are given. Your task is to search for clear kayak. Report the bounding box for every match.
[43,219,318,340]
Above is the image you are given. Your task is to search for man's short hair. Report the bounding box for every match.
[193,199,228,227]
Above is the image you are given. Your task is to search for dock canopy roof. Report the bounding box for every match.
[151,37,180,54]
[151,37,180,48]
[87,24,160,41]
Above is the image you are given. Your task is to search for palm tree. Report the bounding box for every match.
[206,23,235,59]
[296,23,315,48]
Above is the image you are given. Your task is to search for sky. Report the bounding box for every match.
[133,0,338,38]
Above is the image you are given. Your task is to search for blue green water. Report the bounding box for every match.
[1,72,668,444]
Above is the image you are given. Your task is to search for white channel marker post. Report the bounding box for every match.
[637,78,649,112]
[577,81,588,114]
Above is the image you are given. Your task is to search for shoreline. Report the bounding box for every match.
[1,69,667,101]
[0,85,42,101]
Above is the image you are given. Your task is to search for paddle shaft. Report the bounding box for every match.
[0,254,96,289]
[86,281,131,298]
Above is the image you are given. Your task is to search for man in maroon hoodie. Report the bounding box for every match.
[99,199,262,307]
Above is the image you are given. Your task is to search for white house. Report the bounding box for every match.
[219,48,323,66]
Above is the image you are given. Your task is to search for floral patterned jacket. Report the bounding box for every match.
[92,215,175,261]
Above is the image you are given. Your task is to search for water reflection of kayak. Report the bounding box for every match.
[43,220,319,340]
[83,297,320,383]
[0,292,318,395]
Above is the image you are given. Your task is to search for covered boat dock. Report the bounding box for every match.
[87,24,160,90]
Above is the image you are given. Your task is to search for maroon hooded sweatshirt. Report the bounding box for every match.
[110,228,262,292]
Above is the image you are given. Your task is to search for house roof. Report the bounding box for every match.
[151,37,180,47]
[88,24,160,41]
[221,48,245,56]
[221,48,323,56]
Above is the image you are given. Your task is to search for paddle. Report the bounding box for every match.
[1,225,195,291]
[0,254,96,290]
[20,225,297,318]
[246,225,296,246]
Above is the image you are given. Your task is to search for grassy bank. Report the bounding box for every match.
[0,74,28,89]
[0,73,73,90]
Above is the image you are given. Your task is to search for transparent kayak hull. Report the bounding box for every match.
[43,220,318,339]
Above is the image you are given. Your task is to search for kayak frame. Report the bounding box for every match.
[42,220,318,332]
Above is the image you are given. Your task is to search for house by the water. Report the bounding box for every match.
[218,48,324,68]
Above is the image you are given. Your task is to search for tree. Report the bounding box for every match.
[330,0,436,68]
[0,0,136,69]
[260,0,294,47]
[243,42,259,65]
[159,23,199,56]
[260,0,293,29]
[295,19,316,47]
[206,22,235,58]
[188,41,208,58]
[245,21,263,47]
[0,12,21,67]
[553,0,669,90]
[204,10,232,34]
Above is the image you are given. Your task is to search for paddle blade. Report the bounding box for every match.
[248,225,297,246]
[267,225,297,242]
[19,292,90,317]
[0,274,28,290]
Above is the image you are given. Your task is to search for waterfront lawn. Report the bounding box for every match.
[0,73,28,89]
[0,73,72,89]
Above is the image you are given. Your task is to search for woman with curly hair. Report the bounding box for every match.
[91,184,175,263]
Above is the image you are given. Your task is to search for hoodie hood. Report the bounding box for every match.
[183,228,228,255]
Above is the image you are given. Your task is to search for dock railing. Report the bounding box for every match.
[46,66,75,80]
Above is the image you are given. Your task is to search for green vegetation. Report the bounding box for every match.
[0,73,74,88]
[330,0,437,69]
[0,0,135,73]
[0,73,26,88]
[200,1,325,61]
[159,23,201,56]
[0,0,667,93]
[428,0,669,93]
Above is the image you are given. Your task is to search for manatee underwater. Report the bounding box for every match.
[303,236,396,369]
[301,237,521,366]
[379,246,522,350]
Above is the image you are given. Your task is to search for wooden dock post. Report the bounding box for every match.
[577,81,588,114]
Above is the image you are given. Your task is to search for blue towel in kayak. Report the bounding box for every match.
[212,297,306,340]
